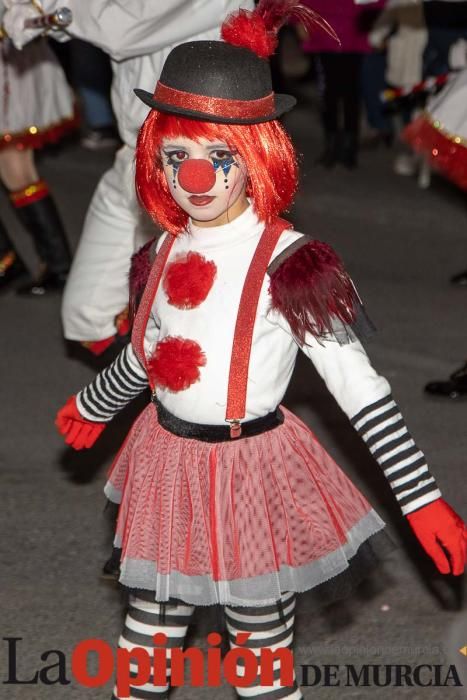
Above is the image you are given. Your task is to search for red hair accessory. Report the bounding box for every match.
[163,252,217,309]
[221,0,339,59]
[149,336,206,392]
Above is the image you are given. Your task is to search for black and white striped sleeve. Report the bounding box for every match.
[76,343,149,422]
[351,394,441,515]
[297,336,442,515]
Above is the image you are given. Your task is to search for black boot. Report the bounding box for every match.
[0,216,28,292]
[316,131,339,168]
[450,269,467,287]
[339,131,359,169]
[10,182,71,296]
[101,547,122,581]
[424,363,467,399]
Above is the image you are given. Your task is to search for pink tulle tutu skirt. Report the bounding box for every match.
[105,403,393,607]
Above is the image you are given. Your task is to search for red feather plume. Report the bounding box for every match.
[268,240,357,345]
[221,0,339,58]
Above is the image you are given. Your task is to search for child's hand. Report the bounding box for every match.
[406,499,467,575]
[55,396,107,450]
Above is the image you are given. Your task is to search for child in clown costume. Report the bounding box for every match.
[56,2,467,698]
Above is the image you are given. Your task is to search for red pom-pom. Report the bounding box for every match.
[148,336,206,392]
[221,10,277,58]
[163,252,217,309]
[221,1,339,58]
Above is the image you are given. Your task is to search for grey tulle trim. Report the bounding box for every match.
[331,303,377,346]
[307,303,377,348]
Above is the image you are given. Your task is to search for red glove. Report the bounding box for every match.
[81,336,115,357]
[55,395,106,450]
[406,499,467,575]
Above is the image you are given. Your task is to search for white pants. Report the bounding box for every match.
[61,145,155,341]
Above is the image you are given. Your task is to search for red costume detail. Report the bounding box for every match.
[226,218,291,422]
[148,336,206,392]
[55,395,106,450]
[406,499,467,576]
[0,111,79,152]
[177,158,217,193]
[221,10,277,58]
[116,313,130,337]
[136,113,297,236]
[154,82,275,121]
[163,252,217,309]
[83,309,131,356]
[221,1,339,59]
[129,238,157,322]
[10,179,49,207]
[106,405,376,581]
[268,239,358,344]
[402,116,467,192]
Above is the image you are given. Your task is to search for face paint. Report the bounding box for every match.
[161,136,248,227]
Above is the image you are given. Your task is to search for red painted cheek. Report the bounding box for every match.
[177,159,216,193]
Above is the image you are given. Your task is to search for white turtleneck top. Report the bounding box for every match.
[77,206,441,515]
[143,206,312,423]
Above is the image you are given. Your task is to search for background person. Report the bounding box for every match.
[0,2,75,294]
[300,0,384,169]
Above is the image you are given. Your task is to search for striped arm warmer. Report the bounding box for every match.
[76,344,148,422]
[351,394,441,515]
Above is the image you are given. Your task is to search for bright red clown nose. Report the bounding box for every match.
[177,159,217,194]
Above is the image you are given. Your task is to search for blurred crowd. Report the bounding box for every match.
[1,0,467,398]
[277,0,467,178]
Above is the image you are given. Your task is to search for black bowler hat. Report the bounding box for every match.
[134,40,296,125]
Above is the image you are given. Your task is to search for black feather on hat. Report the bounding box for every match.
[134,0,338,125]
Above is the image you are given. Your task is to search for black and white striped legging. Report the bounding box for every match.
[112,592,303,699]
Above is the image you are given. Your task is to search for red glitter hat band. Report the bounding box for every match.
[153,81,275,119]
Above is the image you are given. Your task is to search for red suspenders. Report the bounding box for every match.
[131,218,291,438]
[225,218,290,436]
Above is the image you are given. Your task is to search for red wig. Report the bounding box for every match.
[135,111,298,235]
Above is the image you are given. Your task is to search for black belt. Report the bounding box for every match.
[153,397,284,443]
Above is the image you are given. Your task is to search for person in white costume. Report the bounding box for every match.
[3,0,253,353]
[402,61,467,394]
[0,0,75,294]
[403,64,467,191]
